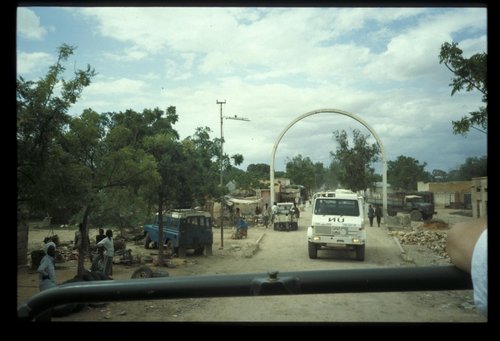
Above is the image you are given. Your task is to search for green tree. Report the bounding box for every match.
[439,41,487,135]
[17,44,96,265]
[181,126,222,203]
[60,109,159,275]
[431,169,448,182]
[324,161,340,190]
[275,170,287,178]
[387,155,431,191]
[447,156,487,181]
[312,162,326,192]
[247,163,270,178]
[285,155,316,192]
[330,129,380,192]
[141,106,183,265]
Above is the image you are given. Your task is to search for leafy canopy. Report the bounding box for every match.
[439,41,487,135]
[330,129,380,192]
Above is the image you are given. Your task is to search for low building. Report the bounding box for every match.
[471,177,487,218]
[417,180,472,208]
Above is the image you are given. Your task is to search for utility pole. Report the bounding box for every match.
[217,100,226,249]
[216,100,250,249]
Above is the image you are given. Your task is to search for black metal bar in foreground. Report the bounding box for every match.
[18,266,472,321]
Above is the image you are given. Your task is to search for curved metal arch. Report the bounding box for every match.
[270,108,387,215]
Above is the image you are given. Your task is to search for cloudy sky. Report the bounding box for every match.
[17,6,487,173]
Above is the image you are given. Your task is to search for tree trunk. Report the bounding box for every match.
[77,205,92,277]
[17,203,29,266]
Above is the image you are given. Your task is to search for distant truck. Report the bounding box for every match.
[143,209,213,258]
[273,202,299,231]
[307,189,366,261]
[368,191,435,221]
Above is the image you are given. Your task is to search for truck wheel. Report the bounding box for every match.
[355,245,365,261]
[308,242,318,259]
[410,210,422,221]
[144,233,151,249]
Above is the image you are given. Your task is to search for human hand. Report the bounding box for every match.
[447,217,487,273]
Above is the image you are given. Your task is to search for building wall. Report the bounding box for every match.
[256,188,271,207]
[471,177,487,218]
[417,181,472,208]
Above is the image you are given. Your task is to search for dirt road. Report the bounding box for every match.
[17,207,486,322]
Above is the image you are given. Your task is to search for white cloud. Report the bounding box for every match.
[460,35,487,57]
[86,77,147,95]
[104,47,149,62]
[28,7,485,173]
[362,8,486,82]
[16,51,53,74]
[17,8,48,40]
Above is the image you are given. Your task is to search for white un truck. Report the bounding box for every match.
[307,189,366,261]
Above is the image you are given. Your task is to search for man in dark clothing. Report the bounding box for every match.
[368,204,375,227]
[96,228,106,244]
[375,205,382,227]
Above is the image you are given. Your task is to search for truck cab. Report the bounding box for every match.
[403,195,435,221]
[143,209,213,258]
[307,189,366,261]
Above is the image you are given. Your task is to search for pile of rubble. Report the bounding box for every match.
[422,219,449,229]
[389,229,450,260]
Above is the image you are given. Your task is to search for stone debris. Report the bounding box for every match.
[389,229,449,259]
[422,219,449,229]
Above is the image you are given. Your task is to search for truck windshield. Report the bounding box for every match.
[314,199,360,216]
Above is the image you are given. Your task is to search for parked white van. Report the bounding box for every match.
[306,189,366,260]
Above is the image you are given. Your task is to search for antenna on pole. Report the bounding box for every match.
[226,114,250,122]
[216,100,250,250]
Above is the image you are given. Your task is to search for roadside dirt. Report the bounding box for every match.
[17,208,486,322]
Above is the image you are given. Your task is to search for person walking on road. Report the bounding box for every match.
[271,202,278,225]
[262,203,270,228]
[375,205,382,227]
[368,204,375,227]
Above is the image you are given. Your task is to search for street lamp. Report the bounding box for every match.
[216,100,250,249]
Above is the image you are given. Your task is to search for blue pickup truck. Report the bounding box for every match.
[143,209,213,258]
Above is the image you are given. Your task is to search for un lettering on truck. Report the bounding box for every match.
[307,190,366,261]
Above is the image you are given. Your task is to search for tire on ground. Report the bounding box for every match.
[131,266,154,279]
